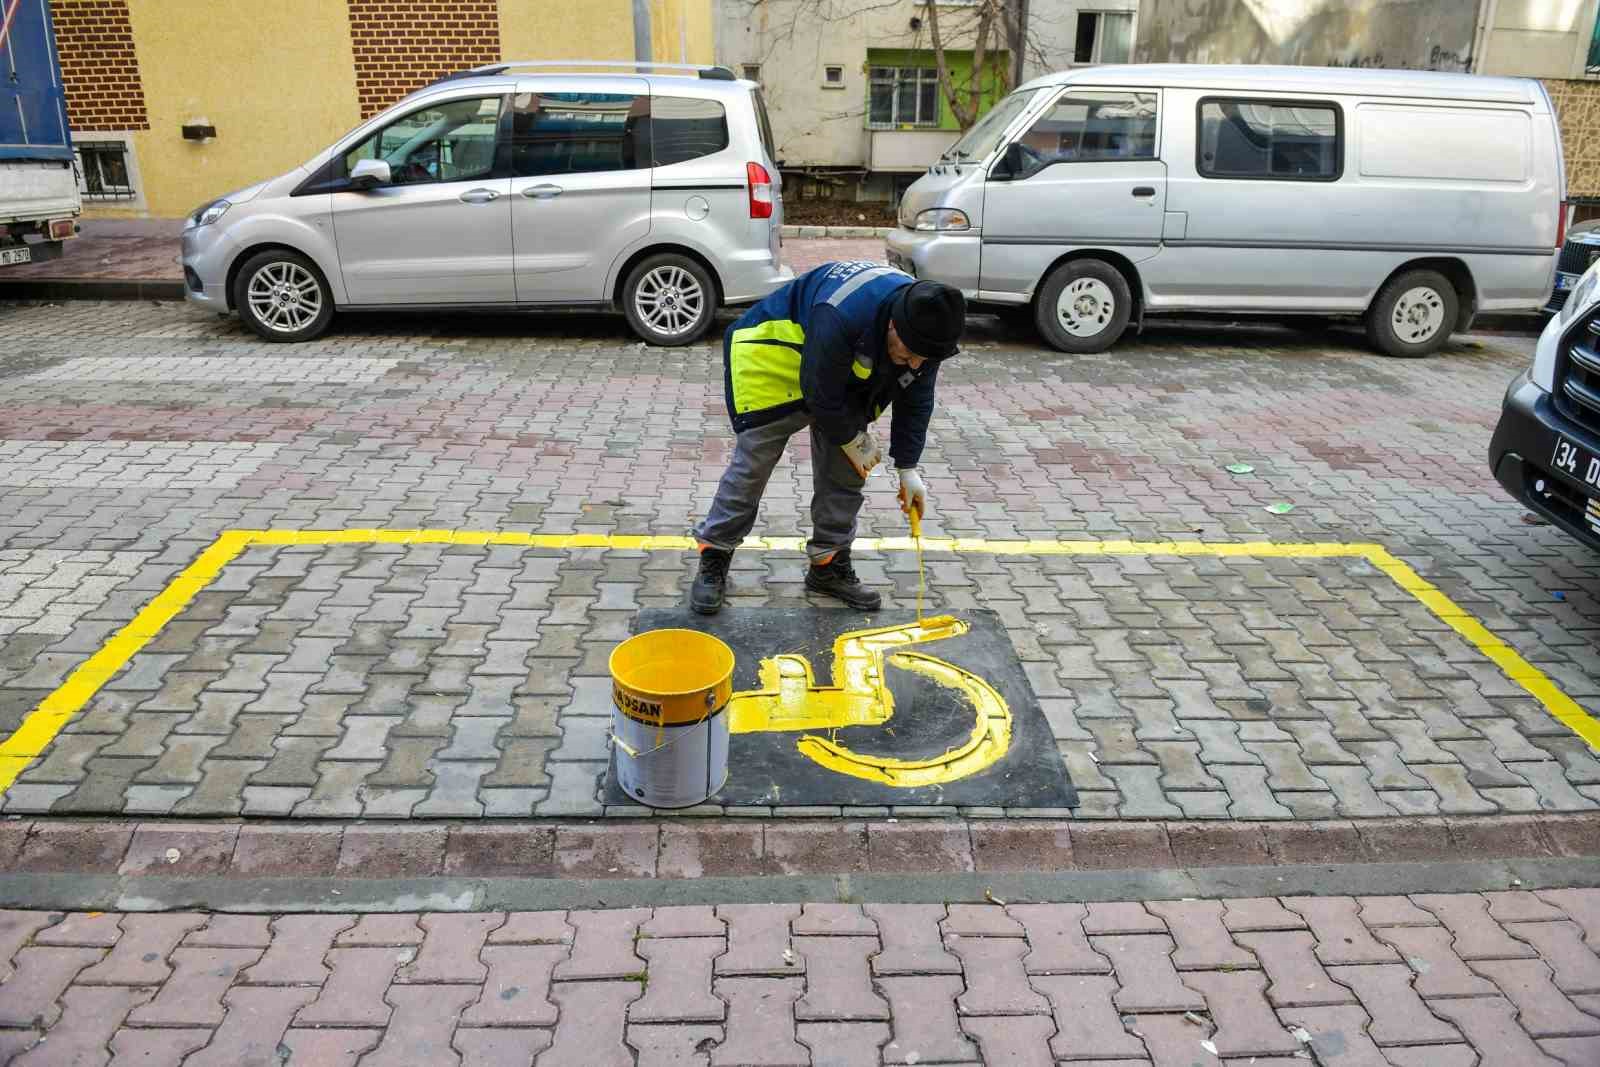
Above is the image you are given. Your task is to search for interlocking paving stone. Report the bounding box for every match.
[0,303,1592,826]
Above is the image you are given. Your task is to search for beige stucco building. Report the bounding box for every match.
[715,0,1139,201]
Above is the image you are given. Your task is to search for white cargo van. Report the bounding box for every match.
[887,65,1565,357]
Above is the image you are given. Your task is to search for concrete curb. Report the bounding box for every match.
[780,225,893,238]
[5,812,1592,884]
[7,858,1598,913]
[0,277,186,302]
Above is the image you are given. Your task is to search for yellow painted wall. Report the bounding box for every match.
[649,0,715,63]
[497,0,636,61]
[97,0,359,218]
[91,0,715,217]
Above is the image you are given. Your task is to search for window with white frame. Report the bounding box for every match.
[1074,11,1134,64]
[75,140,137,200]
[868,66,940,128]
[823,64,845,87]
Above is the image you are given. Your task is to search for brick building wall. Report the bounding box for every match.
[347,0,503,119]
[48,0,149,130]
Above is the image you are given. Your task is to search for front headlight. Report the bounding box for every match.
[189,200,231,228]
[914,208,971,232]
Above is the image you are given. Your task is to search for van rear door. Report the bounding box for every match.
[979,88,1164,295]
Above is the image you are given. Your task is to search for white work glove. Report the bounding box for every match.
[898,467,927,518]
[840,430,882,479]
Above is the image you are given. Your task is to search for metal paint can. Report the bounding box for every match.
[608,628,735,808]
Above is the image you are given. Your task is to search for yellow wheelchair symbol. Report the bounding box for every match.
[725,615,1012,787]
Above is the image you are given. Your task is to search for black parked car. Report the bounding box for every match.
[1547,219,1600,316]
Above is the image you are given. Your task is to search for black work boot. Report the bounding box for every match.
[691,547,732,615]
[805,548,882,611]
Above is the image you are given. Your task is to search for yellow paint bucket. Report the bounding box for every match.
[608,629,736,808]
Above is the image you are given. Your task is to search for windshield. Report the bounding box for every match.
[943,89,1038,161]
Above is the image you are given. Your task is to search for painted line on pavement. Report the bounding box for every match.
[0,529,1593,795]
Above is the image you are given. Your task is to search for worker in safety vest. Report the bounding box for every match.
[691,261,966,615]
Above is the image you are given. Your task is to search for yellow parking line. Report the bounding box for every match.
[0,531,253,792]
[0,530,1593,796]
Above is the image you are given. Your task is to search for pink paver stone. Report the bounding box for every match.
[454,1029,553,1067]
[632,937,725,1023]
[1372,925,1498,998]
[1008,903,1110,975]
[1033,974,1147,1061]
[795,936,888,1021]
[1146,899,1257,970]
[949,935,1050,1016]
[1426,996,1566,1067]
[1470,958,1600,1038]
[1412,893,1538,960]
[878,975,978,1064]
[1223,897,1308,932]
[462,944,564,1026]
[554,907,648,980]
[544,980,642,1067]
[712,976,808,1066]
[1509,920,1600,994]
[715,903,802,976]
[866,903,960,975]
[1329,962,1462,1045]
[1094,934,1204,1013]
[1185,970,1302,1056]
[1283,896,1399,965]
[1233,930,1358,1007]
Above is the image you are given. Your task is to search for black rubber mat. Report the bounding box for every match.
[604,608,1076,808]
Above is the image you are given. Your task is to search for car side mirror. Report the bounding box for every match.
[349,158,391,190]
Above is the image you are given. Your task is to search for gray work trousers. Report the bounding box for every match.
[694,410,865,563]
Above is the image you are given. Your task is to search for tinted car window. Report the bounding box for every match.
[509,92,648,177]
[652,96,729,166]
[344,96,503,185]
[1199,99,1340,180]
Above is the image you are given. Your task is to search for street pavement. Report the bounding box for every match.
[2,271,1599,1066]
[0,297,1594,822]
[3,893,1600,1065]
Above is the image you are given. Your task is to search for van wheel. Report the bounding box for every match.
[232,250,334,343]
[624,254,716,346]
[1367,269,1458,357]
[1036,259,1132,354]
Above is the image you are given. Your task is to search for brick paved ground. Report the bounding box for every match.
[0,295,1595,821]
[2,891,1599,1065]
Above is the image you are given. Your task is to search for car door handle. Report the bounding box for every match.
[1132,186,1157,198]
[523,184,563,200]
[459,188,500,204]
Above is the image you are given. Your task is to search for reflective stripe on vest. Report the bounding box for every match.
[730,318,807,416]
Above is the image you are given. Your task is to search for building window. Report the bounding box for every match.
[742,63,761,82]
[75,141,136,200]
[1074,11,1134,64]
[868,66,940,128]
[823,64,845,87]
[1197,98,1342,181]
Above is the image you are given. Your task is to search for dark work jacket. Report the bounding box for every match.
[721,261,940,468]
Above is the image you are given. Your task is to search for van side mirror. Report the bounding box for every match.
[349,158,391,190]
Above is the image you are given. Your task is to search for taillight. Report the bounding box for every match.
[1558,199,1570,250]
[747,162,773,219]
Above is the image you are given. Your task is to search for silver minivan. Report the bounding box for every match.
[888,64,1565,357]
[182,62,791,345]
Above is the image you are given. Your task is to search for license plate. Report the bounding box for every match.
[1557,273,1576,291]
[1552,435,1600,488]
[0,246,31,266]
